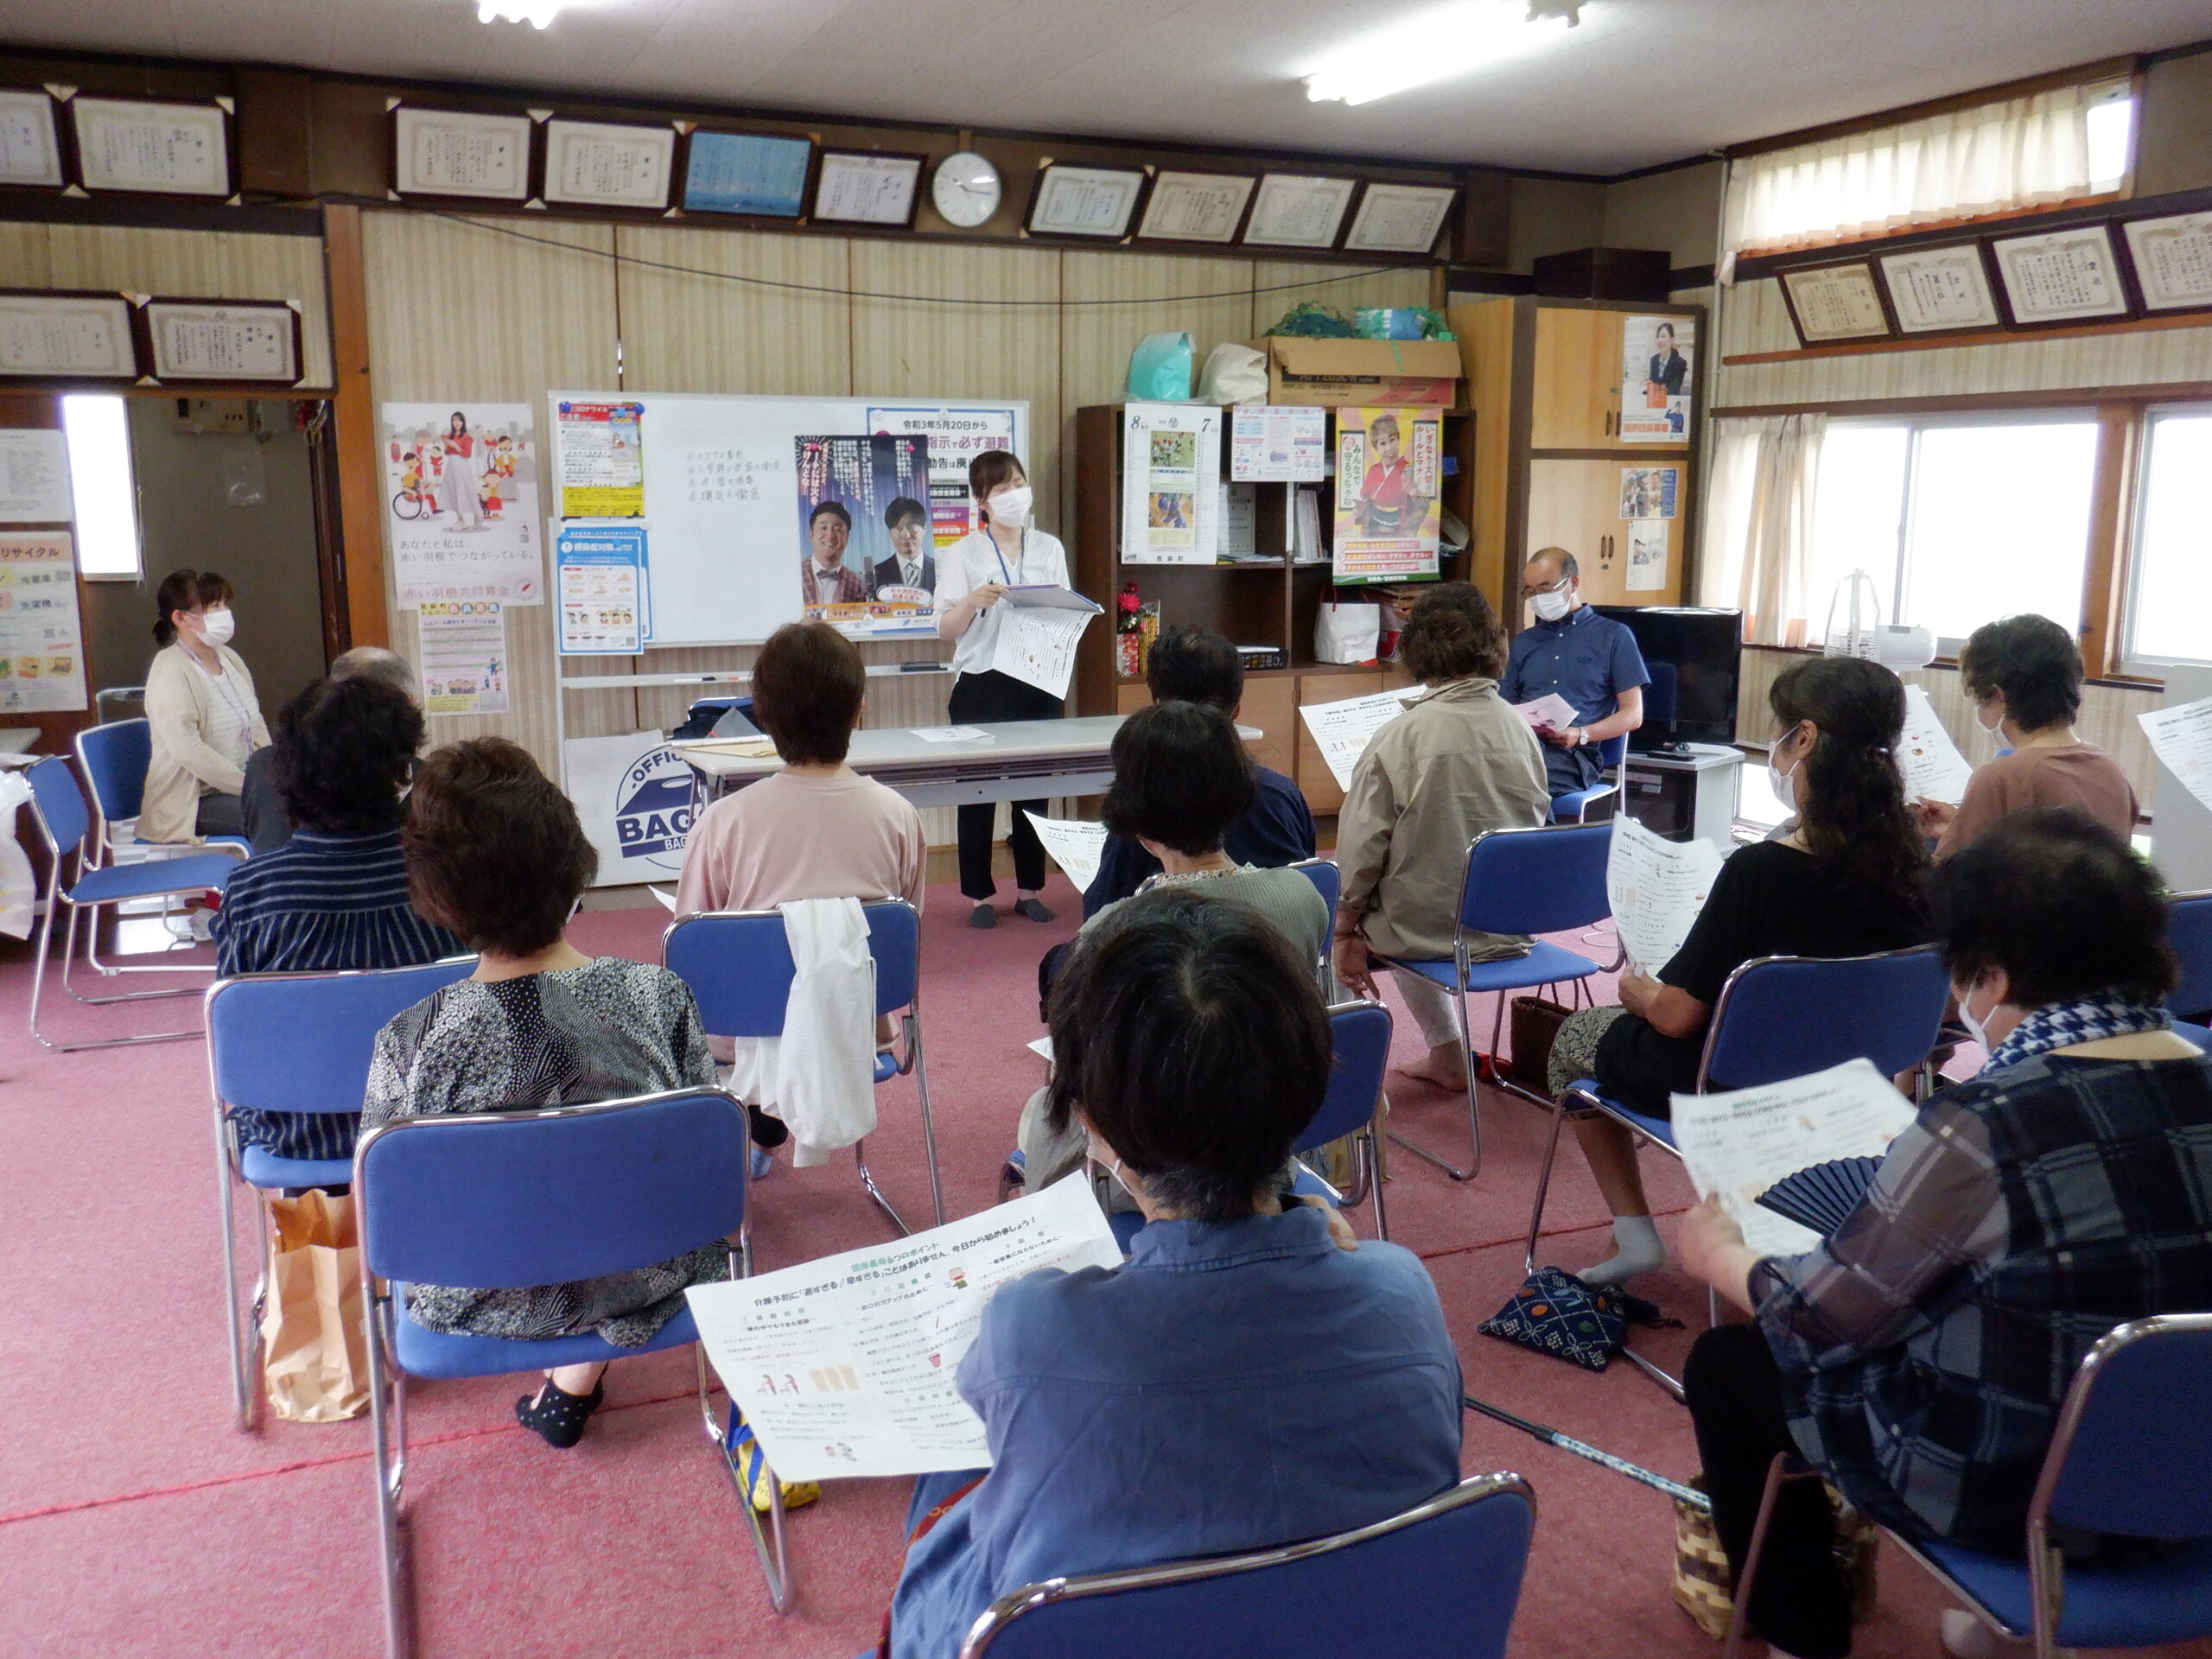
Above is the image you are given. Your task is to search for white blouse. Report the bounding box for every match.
[938,526,1070,680]
[190,654,257,777]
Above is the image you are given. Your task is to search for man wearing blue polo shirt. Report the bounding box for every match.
[1502,547,1648,801]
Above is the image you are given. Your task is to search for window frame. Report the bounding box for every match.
[60,391,144,582]
[2118,400,2212,677]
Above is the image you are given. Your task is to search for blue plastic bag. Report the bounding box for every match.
[1125,331,1194,401]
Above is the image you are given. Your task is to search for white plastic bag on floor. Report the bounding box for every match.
[0,771,35,940]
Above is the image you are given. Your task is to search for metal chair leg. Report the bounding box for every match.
[709,1392,794,1614]
[366,1294,410,1659]
[910,1018,945,1227]
[60,900,207,1006]
[855,1140,912,1236]
[36,898,212,1052]
[1618,1344,1685,1401]
[1387,982,1484,1182]
[1723,1452,1824,1658]
[1364,1128,1390,1241]
[215,1105,260,1430]
[1522,1096,1571,1275]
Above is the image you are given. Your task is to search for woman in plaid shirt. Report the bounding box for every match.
[1678,810,2212,1659]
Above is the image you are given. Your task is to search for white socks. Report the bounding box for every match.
[1582,1214,1664,1287]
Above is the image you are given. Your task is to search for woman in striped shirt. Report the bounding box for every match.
[211,672,461,1166]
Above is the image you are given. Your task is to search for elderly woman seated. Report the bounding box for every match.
[1677,810,2212,1659]
[888,889,1465,1658]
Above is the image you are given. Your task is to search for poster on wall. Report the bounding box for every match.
[556,524,647,654]
[554,398,645,518]
[791,435,935,634]
[1230,404,1326,482]
[0,429,70,521]
[1332,406,1440,584]
[0,531,86,713]
[416,600,508,716]
[1625,520,1669,592]
[563,728,696,887]
[1119,403,1219,566]
[865,405,1018,550]
[381,402,543,606]
[1618,466,1678,520]
[1619,315,1693,443]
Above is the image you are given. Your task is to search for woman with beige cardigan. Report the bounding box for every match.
[139,569,270,843]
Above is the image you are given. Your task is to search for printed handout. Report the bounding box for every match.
[1606,814,1722,976]
[1022,813,1107,894]
[2140,694,2212,815]
[912,726,991,743]
[991,588,1099,701]
[1896,684,1975,805]
[1513,693,1580,734]
[1671,1058,1919,1259]
[1297,686,1422,792]
[685,1172,1123,1481]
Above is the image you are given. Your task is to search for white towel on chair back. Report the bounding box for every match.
[0,772,35,940]
[722,897,878,1168]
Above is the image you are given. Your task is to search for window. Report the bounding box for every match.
[61,393,143,579]
[1724,77,2133,260]
[1808,414,2100,651]
[2125,406,2212,669]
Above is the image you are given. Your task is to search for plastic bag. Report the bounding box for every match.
[1125,332,1194,402]
[1314,591,1382,664]
[1196,342,1267,405]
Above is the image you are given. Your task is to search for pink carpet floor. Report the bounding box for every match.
[3,880,2206,1659]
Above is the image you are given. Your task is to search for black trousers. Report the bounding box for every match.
[1683,1323,1855,1659]
[945,671,1064,902]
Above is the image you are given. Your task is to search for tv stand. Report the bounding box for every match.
[1621,744,1742,860]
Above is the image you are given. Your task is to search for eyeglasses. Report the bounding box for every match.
[1519,575,1573,599]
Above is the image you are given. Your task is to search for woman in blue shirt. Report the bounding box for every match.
[888,888,1465,1657]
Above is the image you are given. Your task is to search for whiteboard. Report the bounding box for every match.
[546,391,1028,647]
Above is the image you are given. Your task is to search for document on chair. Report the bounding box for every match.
[2140,694,2212,815]
[685,1172,1122,1482]
[1022,811,1106,894]
[1896,685,1975,805]
[1606,814,1723,976]
[1670,1058,1919,1259]
[1297,686,1423,791]
[1512,693,1580,734]
[991,604,1094,701]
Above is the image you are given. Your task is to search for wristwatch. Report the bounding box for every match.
[1567,726,1586,747]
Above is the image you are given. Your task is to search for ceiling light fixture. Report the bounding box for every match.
[478,0,563,26]
[1304,0,1579,106]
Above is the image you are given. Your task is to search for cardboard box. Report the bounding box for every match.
[1249,338,1461,408]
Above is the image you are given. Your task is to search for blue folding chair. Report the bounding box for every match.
[1102,1000,1396,1252]
[959,1471,1535,1659]
[1532,944,1950,1274]
[664,899,943,1234]
[22,756,242,1052]
[206,958,477,1427]
[1725,1313,2212,1659]
[1550,732,1629,824]
[1374,821,1620,1182]
[74,718,252,867]
[2168,890,2212,1022]
[356,1087,786,1657]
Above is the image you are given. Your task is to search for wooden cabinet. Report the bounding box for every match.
[1452,295,1705,620]
[1294,669,1394,815]
[1115,672,1298,785]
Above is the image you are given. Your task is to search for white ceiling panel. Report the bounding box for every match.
[1,0,2206,173]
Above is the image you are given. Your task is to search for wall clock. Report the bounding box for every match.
[932,149,1002,229]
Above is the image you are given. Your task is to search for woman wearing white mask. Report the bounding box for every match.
[141,568,270,843]
[936,450,1071,928]
[1542,656,1930,1286]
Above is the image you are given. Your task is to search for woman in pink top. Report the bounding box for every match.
[675,622,928,1174]
[1916,615,2139,860]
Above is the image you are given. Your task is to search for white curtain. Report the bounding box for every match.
[1723,79,2117,262]
[1698,414,1827,646]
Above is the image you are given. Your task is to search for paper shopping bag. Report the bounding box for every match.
[260,1189,371,1422]
[1313,590,1381,664]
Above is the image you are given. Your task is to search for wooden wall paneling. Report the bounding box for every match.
[39,224,334,388]
[360,210,620,777]
[322,204,385,651]
[2077,405,2138,679]
[0,223,58,289]
[613,226,853,396]
[1058,250,1255,413]
[1449,296,1517,604]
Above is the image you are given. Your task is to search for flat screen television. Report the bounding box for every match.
[1592,605,1744,753]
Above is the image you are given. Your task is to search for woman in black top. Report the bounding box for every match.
[1546,656,1930,1286]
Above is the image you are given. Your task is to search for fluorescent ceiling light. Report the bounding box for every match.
[479,0,563,25]
[1305,0,1575,105]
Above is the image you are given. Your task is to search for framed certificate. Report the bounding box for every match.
[1342,182,1458,256]
[812,150,925,228]
[139,298,302,385]
[1135,170,1255,245]
[70,95,232,198]
[542,119,676,211]
[682,129,813,218]
[2120,211,2212,316]
[391,106,534,202]
[0,290,139,378]
[1242,174,1357,249]
[1990,224,2132,327]
[1026,163,1147,239]
[1777,258,1894,344]
[1877,242,2004,337]
[0,88,64,189]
